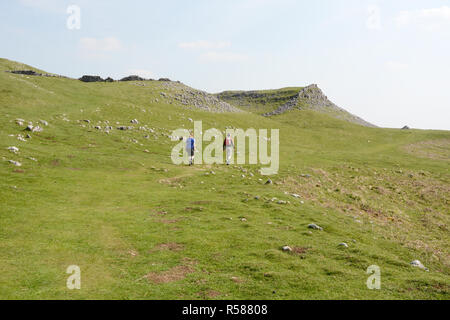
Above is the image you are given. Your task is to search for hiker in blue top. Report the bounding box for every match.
[186,132,196,166]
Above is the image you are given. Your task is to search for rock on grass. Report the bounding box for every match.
[411,260,429,271]
[7,147,19,154]
[308,223,323,231]
[8,160,22,167]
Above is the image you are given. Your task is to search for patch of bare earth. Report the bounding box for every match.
[158,173,192,186]
[197,290,221,299]
[292,247,310,256]
[144,258,197,284]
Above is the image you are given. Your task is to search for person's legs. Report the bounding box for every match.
[190,149,194,165]
[226,146,232,165]
[186,148,191,165]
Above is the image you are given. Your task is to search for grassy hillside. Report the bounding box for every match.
[217,85,375,127]
[0,58,449,299]
[216,87,302,114]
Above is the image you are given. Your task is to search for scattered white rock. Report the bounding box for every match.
[338,243,349,248]
[410,260,429,271]
[291,194,301,198]
[8,160,22,167]
[277,200,287,205]
[25,125,33,131]
[39,120,48,126]
[7,147,19,154]
[32,126,43,133]
[131,119,139,124]
[282,246,292,252]
[308,223,323,231]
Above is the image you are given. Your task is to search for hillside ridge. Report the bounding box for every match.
[1,58,373,125]
[263,84,376,127]
[218,84,375,127]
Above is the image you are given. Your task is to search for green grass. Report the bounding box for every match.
[216,87,302,114]
[0,58,449,299]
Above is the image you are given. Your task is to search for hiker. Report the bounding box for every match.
[223,133,234,165]
[186,132,196,165]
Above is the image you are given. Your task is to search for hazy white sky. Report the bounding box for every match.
[1,0,449,129]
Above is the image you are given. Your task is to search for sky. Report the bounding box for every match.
[1,0,449,130]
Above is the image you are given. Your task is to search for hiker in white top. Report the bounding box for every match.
[223,133,234,165]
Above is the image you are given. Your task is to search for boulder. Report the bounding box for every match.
[117,126,133,130]
[410,260,429,271]
[10,70,40,76]
[7,147,19,153]
[79,75,104,82]
[120,75,145,81]
[308,223,323,231]
[8,160,22,167]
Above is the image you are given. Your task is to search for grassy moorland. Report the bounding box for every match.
[0,58,448,299]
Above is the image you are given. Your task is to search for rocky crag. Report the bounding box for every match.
[262,84,376,127]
